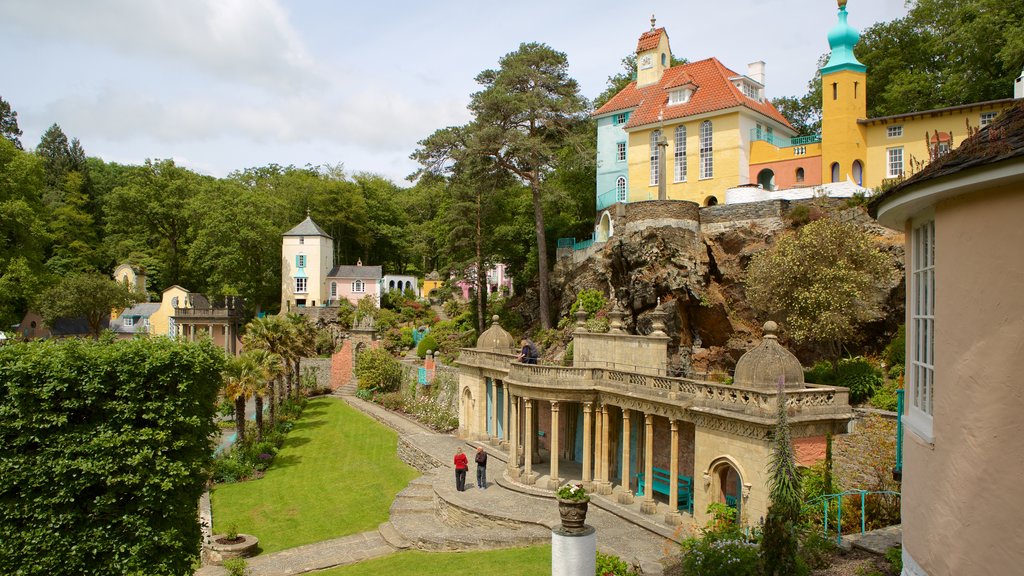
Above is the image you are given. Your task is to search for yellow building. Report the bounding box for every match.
[594,2,1023,210]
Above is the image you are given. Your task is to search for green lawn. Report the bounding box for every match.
[313,546,551,576]
[211,397,419,554]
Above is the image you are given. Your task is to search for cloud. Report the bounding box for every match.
[0,0,322,90]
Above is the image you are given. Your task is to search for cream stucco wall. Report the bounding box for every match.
[150,285,190,338]
[900,184,1024,576]
[281,234,334,310]
[693,425,772,526]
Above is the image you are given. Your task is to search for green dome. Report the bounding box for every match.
[821,5,866,74]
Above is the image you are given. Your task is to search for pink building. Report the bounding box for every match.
[455,263,514,300]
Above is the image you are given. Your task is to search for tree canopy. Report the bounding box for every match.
[0,96,23,150]
[36,272,141,338]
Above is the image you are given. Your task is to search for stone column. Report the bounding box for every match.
[619,408,634,504]
[597,404,613,495]
[548,401,561,489]
[508,394,520,479]
[491,382,500,444]
[582,401,593,488]
[503,386,511,446]
[523,398,537,485]
[666,419,683,525]
[594,405,604,481]
[641,413,657,514]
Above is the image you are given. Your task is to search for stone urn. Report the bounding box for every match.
[557,497,590,533]
[208,533,259,565]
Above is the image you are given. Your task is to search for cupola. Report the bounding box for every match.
[732,321,805,390]
[821,0,866,75]
[476,315,516,353]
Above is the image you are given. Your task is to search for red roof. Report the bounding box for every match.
[593,57,794,131]
[636,28,667,52]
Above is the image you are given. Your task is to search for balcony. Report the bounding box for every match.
[749,129,822,149]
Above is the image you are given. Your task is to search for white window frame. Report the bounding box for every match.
[887,147,904,178]
[352,280,365,293]
[297,254,306,268]
[905,215,935,443]
[887,125,903,138]
[980,111,997,127]
[330,282,338,298]
[699,121,713,179]
[124,316,134,327]
[936,141,950,157]
[295,277,307,294]
[668,89,690,105]
[649,130,662,186]
[674,125,687,182]
[614,112,628,125]
[616,141,626,162]
[615,177,627,202]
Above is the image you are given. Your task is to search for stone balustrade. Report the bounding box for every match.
[457,348,517,372]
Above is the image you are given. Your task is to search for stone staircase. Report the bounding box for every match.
[335,379,358,396]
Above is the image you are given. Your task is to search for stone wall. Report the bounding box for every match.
[700,199,787,225]
[622,199,701,223]
[398,436,443,472]
[833,409,899,491]
[301,358,332,390]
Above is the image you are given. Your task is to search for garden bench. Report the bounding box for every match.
[636,466,693,513]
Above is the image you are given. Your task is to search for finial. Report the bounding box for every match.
[306,207,311,218]
[356,258,362,266]
[837,0,848,9]
[763,321,778,340]
[491,315,500,325]
[650,14,656,31]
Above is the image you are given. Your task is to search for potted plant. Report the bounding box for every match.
[556,482,590,532]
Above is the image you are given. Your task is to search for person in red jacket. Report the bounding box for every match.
[454,447,469,491]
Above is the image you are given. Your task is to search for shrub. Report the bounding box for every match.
[680,506,761,576]
[563,341,574,366]
[212,453,253,483]
[804,360,836,385]
[222,558,251,576]
[836,357,883,404]
[885,546,903,573]
[417,334,439,358]
[376,391,406,412]
[799,531,835,570]
[883,325,905,370]
[399,326,415,348]
[0,338,223,575]
[596,551,638,576]
[869,382,900,412]
[787,204,811,226]
[336,300,356,329]
[569,288,606,318]
[355,347,402,392]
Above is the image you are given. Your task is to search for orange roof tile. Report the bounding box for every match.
[636,28,666,53]
[593,57,794,132]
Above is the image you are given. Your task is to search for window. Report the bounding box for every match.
[755,123,762,140]
[831,162,840,183]
[295,277,307,293]
[852,160,863,185]
[331,282,337,298]
[908,218,935,441]
[299,236,304,245]
[296,254,306,268]
[649,130,662,185]
[352,280,365,293]
[699,121,713,179]
[832,82,837,100]
[615,177,627,202]
[766,126,774,144]
[795,167,805,182]
[124,317,134,327]
[887,125,903,138]
[887,147,904,178]
[674,125,687,182]
[980,111,998,127]
[616,141,626,162]
[739,82,758,100]
[661,53,666,67]
[614,112,628,125]
[668,89,690,105]
[936,142,950,156]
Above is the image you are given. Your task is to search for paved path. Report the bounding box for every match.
[198,393,683,575]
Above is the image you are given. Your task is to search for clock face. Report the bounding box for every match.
[639,54,653,70]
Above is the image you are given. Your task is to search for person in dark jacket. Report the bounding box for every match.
[454,447,468,491]
[475,446,488,488]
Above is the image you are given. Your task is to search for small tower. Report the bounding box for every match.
[820,0,868,185]
[635,15,672,87]
[281,214,334,311]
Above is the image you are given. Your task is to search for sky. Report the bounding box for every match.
[2,0,909,184]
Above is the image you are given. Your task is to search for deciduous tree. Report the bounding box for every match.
[36,272,141,338]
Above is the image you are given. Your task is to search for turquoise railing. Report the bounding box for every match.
[805,490,902,545]
[748,129,822,148]
[597,187,625,211]
[894,389,904,478]
[557,233,597,252]
[557,238,574,249]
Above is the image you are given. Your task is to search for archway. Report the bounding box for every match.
[704,195,719,206]
[596,211,613,242]
[830,162,840,183]
[460,387,474,438]
[852,160,863,186]
[795,167,805,183]
[757,168,776,191]
[708,457,745,518]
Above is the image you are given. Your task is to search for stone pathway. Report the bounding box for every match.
[839,524,901,555]
[198,393,684,575]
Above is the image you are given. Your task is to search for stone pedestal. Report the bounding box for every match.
[522,471,538,485]
[664,511,684,526]
[641,500,658,514]
[547,477,562,490]
[595,481,613,496]
[552,525,596,576]
[617,491,635,505]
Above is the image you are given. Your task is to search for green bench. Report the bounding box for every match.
[636,467,694,514]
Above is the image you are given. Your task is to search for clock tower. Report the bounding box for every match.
[636,15,672,88]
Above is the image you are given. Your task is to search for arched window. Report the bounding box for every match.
[649,130,662,185]
[852,160,863,186]
[757,169,776,191]
[674,125,687,182]
[830,162,840,183]
[352,280,364,293]
[615,176,627,202]
[699,121,713,179]
[330,282,337,298]
[795,167,805,183]
[661,53,667,67]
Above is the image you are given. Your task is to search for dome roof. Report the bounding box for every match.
[476,315,515,353]
[733,322,805,390]
[821,2,866,74]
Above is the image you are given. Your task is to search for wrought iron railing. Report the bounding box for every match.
[893,389,904,479]
[805,490,902,545]
[748,129,822,148]
[597,188,625,211]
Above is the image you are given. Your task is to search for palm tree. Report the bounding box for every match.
[222,354,259,445]
[243,316,290,411]
[285,314,317,399]
[250,348,283,428]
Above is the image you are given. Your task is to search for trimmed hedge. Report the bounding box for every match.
[0,337,223,576]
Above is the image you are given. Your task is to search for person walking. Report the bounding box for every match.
[454,447,468,491]
[475,446,488,489]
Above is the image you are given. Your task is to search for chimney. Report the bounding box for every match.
[748,61,766,87]
[1015,66,1023,99]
